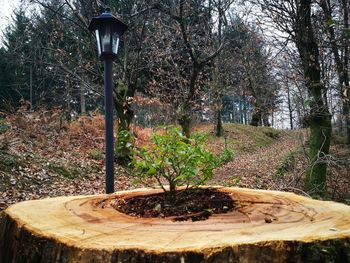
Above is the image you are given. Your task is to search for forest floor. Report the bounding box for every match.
[0,109,349,211]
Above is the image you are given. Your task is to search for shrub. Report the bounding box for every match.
[275,150,298,178]
[115,129,135,165]
[0,153,19,172]
[48,163,81,179]
[263,128,281,139]
[89,149,103,160]
[218,149,233,164]
[331,133,346,145]
[131,127,231,204]
[0,119,10,134]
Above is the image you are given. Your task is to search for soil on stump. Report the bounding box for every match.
[111,188,236,222]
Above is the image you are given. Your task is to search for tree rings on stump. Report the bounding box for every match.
[1,187,350,262]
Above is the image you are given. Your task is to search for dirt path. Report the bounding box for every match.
[210,131,304,190]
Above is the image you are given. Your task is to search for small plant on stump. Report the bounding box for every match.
[131,127,231,204]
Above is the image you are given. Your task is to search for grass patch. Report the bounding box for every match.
[217,124,283,154]
[0,119,10,134]
[48,163,82,179]
[191,124,284,156]
[262,127,281,139]
[89,149,103,160]
[331,133,347,145]
[275,149,300,178]
[0,153,19,172]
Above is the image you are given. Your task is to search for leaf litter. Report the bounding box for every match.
[0,109,349,211]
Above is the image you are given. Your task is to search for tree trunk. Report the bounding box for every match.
[250,108,261,126]
[177,104,192,138]
[178,64,201,138]
[214,11,224,137]
[294,0,332,195]
[341,0,350,145]
[29,65,33,112]
[262,112,270,127]
[271,110,274,127]
[286,84,294,130]
[344,98,350,145]
[114,96,134,133]
[80,77,86,115]
[239,95,244,124]
[216,109,224,137]
[1,187,350,263]
[243,94,248,125]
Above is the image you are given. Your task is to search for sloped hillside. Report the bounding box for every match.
[0,110,348,211]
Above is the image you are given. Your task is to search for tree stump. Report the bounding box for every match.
[1,187,350,263]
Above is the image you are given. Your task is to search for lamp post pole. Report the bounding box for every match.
[88,8,127,194]
[104,58,114,194]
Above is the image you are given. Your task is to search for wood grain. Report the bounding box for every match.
[1,187,350,262]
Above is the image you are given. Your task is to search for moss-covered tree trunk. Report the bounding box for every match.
[177,103,192,138]
[306,94,332,193]
[294,0,332,195]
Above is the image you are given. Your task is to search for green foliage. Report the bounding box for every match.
[47,163,81,179]
[229,124,282,153]
[345,28,350,37]
[0,9,34,109]
[218,149,233,164]
[275,150,298,178]
[263,128,281,139]
[0,119,10,134]
[115,129,135,165]
[116,130,134,153]
[89,149,103,160]
[305,112,332,196]
[0,2,100,111]
[0,129,19,171]
[131,127,229,203]
[331,133,347,145]
[325,18,339,27]
[0,153,19,172]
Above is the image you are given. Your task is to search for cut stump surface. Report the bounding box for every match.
[1,187,350,263]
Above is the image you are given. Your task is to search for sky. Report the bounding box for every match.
[0,0,21,39]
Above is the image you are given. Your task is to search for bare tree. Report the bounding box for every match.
[149,0,231,137]
[319,0,350,145]
[252,0,332,195]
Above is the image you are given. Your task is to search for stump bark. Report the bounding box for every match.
[1,187,350,263]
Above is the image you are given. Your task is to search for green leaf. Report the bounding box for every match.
[130,126,230,203]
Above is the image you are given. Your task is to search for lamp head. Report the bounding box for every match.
[88,8,128,59]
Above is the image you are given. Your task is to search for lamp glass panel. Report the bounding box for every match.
[95,29,101,55]
[111,32,120,54]
[101,24,111,53]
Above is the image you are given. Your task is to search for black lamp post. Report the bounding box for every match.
[89,8,127,194]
